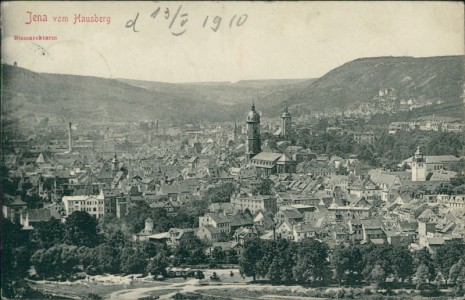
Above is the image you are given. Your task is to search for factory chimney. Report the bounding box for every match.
[68,122,73,153]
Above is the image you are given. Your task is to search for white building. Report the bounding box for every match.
[62,189,111,219]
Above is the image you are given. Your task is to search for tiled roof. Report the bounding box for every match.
[252,152,283,162]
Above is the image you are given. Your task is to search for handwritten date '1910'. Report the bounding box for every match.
[125,5,248,35]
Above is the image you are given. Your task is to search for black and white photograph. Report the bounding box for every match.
[1,1,465,299]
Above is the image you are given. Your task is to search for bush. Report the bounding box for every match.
[363,287,372,295]
[345,287,354,299]
[85,293,102,300]
[324,289,337,298]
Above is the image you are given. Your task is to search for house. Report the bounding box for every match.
[62,188,121,219]
[229,213,254,233]
[150,200,181,216]
[208,241,243,256]
[274,207,304,224]
[360,219,387,244]
[253,211,275,229]
[199,212,231,234]
[353,132,375,144]
[209,203,234,215]
[196,225,223,243]
[3,196,28,224]
[231,195,277,214]
[327,198,372,222]
[275,220,294,240]
[292,222,317,242]
[233,227,258,245]
[348,176,382,203]
[167,228,197,247]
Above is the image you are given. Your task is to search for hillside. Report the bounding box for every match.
[2,55,463,129]
[0,64,235,126]
[265,56,465,118]
[118,78,314,106]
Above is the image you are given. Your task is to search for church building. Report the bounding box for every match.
[245,103,296,174]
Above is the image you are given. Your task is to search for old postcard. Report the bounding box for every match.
[1,1,465,299]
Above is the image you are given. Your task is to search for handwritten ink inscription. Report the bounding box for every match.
[126,5,248,35]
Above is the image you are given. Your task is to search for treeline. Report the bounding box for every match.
[293,126,463,168]
[1,203,212,298]
[239,238,465,293]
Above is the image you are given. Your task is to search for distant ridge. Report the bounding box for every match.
[264,55,464,118]
[2,55,463,126]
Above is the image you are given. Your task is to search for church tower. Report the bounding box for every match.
[111,153,119,177]
[412,147,427,181]
[281,104,291,139]
[246,102,261,159]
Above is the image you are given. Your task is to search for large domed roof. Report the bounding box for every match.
[247,104,260,122]
[281,104,291,118]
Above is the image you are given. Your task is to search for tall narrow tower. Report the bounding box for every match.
[68,122,73,153]
[281,104,291,139]
[246,102,261,160]
[412,147,427,181]
[111,153,119,177]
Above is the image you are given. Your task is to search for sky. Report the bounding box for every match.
[1,1,464,83]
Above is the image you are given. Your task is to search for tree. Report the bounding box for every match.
[389,245,414,285]
[97,215,122,240]
[267,239,296,284]
[150,208,174,233]
[449,258,465,293]
[226,250,239,264]
[435,242,465,284]
[91,244,122,274]
[413,248,436,282]
[146,253,168,277]
[252,179,274,196]
[332,244,364,285]
[31,244,80,279]
[255,240,276,280]
[361,244,391,283]
[123,202,151,234]
[370,265,386,289]
[414,264,430,290]
[211,247,225,265]
[1,215,31,298]
[293,238,330,284]
[173,236,207,265]
[239,238,263,282]
[175,199,209,228]
[120,246,148,275]
[30,218,65,249]
[64,211,101,247]
[107,229,128,249]
[204,182,236,203]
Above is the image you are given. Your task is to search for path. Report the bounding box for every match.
[107,280,324,300]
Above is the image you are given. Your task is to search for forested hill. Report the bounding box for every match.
[2,55,464,125]
[264,55,465,117]
[0,64,236,125]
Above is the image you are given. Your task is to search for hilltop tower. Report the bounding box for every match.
[281,104,291,139]
[246,101,261,160]
[412,147,427,182]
